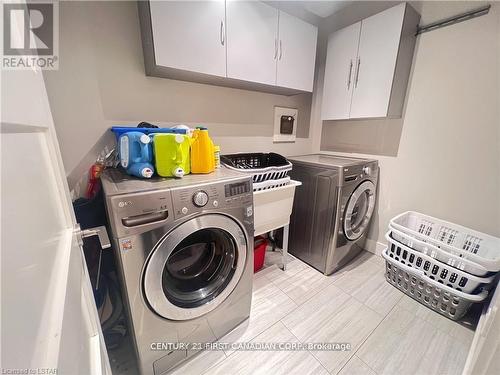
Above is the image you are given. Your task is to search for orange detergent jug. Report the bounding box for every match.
[191,127,215,174]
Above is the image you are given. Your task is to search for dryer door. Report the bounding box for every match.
[343,180,376,241]
[143,214,248,320]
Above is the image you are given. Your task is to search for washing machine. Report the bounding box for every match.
[101,168,254,375]
[287,154,378,275]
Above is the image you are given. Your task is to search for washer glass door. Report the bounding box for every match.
[343,180,376,241]
[143,214,247,320]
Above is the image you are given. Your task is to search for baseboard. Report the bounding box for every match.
[364,238,385,256]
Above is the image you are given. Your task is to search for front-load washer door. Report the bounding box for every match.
[343,180,376,241]
[143,214,247,321]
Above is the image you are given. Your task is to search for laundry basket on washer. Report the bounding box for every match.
[221,153,300,236]
[221,152,292,191]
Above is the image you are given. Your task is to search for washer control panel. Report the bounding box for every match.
[171,178,253,219]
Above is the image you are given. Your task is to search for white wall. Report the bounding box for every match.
[314,2,500,245]
[42,1,318,191]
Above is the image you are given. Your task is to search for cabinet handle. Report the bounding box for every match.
[354,57,361,88]
[279,40,283,60]
[347,59,353,90]
[220,20,225,46]
[274,39,278,59]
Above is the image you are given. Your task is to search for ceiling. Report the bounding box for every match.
[300,1,353,18]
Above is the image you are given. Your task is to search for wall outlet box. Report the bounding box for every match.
[273,106,298,143]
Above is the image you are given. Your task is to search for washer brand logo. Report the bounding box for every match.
[118,201,132,208]
[2,1,59,69]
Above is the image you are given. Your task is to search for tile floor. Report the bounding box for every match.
[110,249,479,375]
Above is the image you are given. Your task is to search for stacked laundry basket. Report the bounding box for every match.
[221,152,292,191]
[383,211,500,320]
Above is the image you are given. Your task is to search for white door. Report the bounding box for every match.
[349,3,405,119]
[1,9,110,374]
[321,22,361,120]
[276,11,318,92]
[462,284,500,374]
[150,0,226,77]
[226,0,278,85]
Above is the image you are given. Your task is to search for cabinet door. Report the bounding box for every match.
[321,22,361,120]
[226,1,278,85]
[276,11,318,92]
[350,4,406,118]
[150,0,226,77]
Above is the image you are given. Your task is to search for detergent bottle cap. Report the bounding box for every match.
[173,167,185,178]
[141,167,153,178]
[140,134,151,144]
[196,126,208,130]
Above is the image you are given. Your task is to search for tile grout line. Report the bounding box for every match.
[355,354,380,375]
[278,316,332,375]
[331,265,400,375]
[278,292,376,375]
[349,291,404,368]
[264,253,382,308]
[219,272,301,360]
[335,279,400,318]
[261,263,337,308]
[254,252,394,375]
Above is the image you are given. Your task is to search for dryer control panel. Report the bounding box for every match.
[342,161,379,185]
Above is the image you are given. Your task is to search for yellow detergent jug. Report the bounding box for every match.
[191,127,215,174]
[153,133,190,178]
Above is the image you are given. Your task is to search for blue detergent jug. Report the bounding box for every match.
[118,132,154,178]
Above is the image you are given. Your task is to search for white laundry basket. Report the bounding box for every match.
[221,153,292,186]
[253,176,291,191]
[389,227,490,276]
[382,249,489,320]
[390,211,500,272]
[385,231,495,293]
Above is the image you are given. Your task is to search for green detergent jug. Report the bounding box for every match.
[153,133,190,178]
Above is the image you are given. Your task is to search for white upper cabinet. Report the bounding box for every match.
[350,4,406,118]
[276,11,318,92]
[321,22,361,120]
[149,0,226,78]
[322,3,420,120]
[226,1,278,86]
[140,1,318,94]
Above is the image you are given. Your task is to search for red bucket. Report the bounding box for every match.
[254,236,268,273]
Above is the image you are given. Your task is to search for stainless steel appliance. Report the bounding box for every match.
[101,168,254,375]
[288,154,378,275]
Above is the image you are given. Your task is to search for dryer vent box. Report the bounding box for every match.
[273,107,297,143]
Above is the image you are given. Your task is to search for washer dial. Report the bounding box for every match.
[193,191,209,207]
